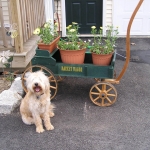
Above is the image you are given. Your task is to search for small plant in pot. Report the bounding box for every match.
[33,20,60,53]
[90,25,119,65]
[57,22,89,64]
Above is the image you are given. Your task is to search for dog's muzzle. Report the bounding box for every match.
[34,83,42,92]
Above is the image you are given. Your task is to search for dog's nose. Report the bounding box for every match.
[35,83,38,86]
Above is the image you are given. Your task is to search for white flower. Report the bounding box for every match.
[88,39,91,42]
[84,41,86,43]
[0,50,11,64]
[33,28,40,35]
[11,30,18,38]
[55,23,58,26]
[69,29,76,32]
[72,22,78,25]
[91,26,96,29]
[44,23,50,28]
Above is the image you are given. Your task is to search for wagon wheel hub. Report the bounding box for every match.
[99,92,107,99]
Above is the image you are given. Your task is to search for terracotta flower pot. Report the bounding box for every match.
[38,36,60,53]
[92,52,114,66]
[59,48,86,64]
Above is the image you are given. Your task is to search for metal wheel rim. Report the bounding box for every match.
[22,65,58,100]
[89,82,117,106]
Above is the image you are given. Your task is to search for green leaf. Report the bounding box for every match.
[4,63,10,68]
[7,56,13,62]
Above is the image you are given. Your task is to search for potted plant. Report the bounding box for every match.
[33,20,60,53]
[90,25,119,65]
[57,22,88,64]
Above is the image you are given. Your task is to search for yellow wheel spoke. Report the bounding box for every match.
[50,85,57,90]
[107,88,112,93]
[95,85,101,93]
[91,92,100,95]
[102,84,106,91]
[50,79,56,82]
[106,97,112,104]
[49,76,53,80]
[101,98,105,106]
[93,96,100,102]
[107,94,116,97]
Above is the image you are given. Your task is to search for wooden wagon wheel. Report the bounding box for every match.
[55,76,65,82]
[89,82,117,106]
[22,65,58,100]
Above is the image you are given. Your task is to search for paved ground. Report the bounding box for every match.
[0,38,150,150]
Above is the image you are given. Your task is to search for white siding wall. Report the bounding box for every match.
[106,0,113,26]
[0,0,10,26]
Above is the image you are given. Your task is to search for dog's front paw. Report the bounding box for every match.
[36,126,45,133]
[46,124,54,131]
[49,112,55,117]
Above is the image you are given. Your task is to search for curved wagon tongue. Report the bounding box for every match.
[35,87,40,92]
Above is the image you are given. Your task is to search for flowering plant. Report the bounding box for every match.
[33,20,59,45]
[0,50,13,68]
[0,50,15,82]
[57,22,88,50]
[90,25,119,54]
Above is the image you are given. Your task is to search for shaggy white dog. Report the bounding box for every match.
[20,70,54,133]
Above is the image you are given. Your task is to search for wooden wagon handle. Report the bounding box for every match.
[116,0,144,82]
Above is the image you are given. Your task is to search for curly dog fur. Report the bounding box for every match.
[20,70,55,133]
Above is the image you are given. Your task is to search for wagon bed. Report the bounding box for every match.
[31,49,116,79]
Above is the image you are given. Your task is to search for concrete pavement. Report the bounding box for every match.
[0,38,150,150]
